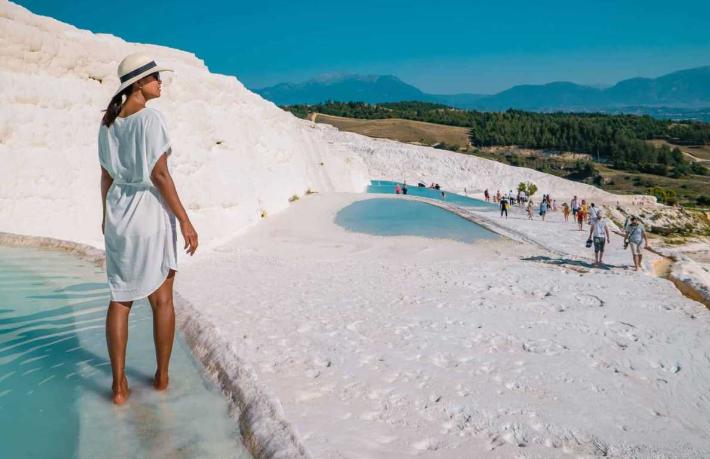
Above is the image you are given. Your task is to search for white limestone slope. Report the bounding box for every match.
[0,0,657,255]
[316,124,653,206]
[0,1,369,250]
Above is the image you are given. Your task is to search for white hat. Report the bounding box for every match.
[113,53,173,97]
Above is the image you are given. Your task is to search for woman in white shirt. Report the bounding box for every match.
[99,54,198,404]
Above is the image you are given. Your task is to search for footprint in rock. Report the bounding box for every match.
[575,294,605,308]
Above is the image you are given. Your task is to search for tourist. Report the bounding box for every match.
[577,200,587,230]
[99,53,198,404]
[402,183,408,195]
[588,210,611,265]
[441,191,446,199]
[552,199,557,211]
[625,216,649,271]
[395,183,401,194]
[500,196,509,219]
[571,195,579,219]
[588,203,598,224]
[562,202,571,221]
[527,200,534,220]
[484,189,490,201]
[539,198,548,221]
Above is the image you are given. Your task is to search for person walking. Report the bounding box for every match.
[588,210,610,265]
[571,196,579,220]
[500,196,509,219]
[99,53,198,404]
[625,216,649,271]
[588,203,599,224]
[539,198,548,221]
[562,202,571,221]
[577,199,588,230]
[484,189,490,201]
[526,199,534,220]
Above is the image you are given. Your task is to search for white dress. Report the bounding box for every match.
[98,107,177,301]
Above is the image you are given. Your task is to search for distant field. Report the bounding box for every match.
[595,165,710,203]
[312,113,709,207]
[648,139,710,164]
[312,113,471,151]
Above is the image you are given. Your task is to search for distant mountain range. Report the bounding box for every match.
[253,66,710,120]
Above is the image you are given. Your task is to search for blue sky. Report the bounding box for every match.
[14,0,710,94]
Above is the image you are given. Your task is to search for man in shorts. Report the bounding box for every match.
[588,210,610,265]
[625,216,649,271]
[571,196,579,219]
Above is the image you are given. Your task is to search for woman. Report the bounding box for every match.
[625,216,649,271]
[539,198,548,221]
[99,53,198,404]
[562,202,570,222]
[577,199,588,231]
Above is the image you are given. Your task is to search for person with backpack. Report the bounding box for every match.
[500,196,509,219]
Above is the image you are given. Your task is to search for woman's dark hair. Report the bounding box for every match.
[101,86,133,128]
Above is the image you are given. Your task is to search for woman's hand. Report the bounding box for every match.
[181,220,198,256]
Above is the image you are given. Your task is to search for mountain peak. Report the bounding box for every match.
[254,66,710,114]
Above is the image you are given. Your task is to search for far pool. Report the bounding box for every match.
[368,180,497,209]
[335,198,498,244]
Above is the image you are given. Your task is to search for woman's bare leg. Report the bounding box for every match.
[147,270,176,390]
[106,300,133,404]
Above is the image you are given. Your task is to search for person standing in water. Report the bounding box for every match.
[395,183,401,194]
[99,54,198,405]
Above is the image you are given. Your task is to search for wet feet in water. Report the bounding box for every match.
[112,376,130,405]
[154,371,169,391]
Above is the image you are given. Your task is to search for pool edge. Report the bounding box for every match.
[0,231,310,459]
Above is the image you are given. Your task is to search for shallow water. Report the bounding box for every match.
[336,198,498,244]
[368,180,497,209]
[0,245,249,458]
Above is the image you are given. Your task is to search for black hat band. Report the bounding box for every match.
[120,61,157,83]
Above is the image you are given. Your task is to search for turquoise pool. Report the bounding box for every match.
[368,180,497,209]
[0,245,249,458]
[335,198,498,244]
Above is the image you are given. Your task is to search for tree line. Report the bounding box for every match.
[282,101,710,177]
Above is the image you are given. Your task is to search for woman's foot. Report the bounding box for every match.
[112,375,130,405]
[154,370,169,391]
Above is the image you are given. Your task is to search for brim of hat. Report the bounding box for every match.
[113,66,173,97]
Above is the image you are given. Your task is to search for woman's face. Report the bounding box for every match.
[136,73,161,100]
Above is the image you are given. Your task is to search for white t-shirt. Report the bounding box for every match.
[591,219,608,238]
[98,107,177,301]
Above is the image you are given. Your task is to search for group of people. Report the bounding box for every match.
[395,181,446,199]
[495,189,650,269]
[486,189,529,205]
[584,205,649,269]
[394,182,409,195]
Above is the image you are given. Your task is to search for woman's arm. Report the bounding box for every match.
[100,166,113,234]
[150,153,198,255]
